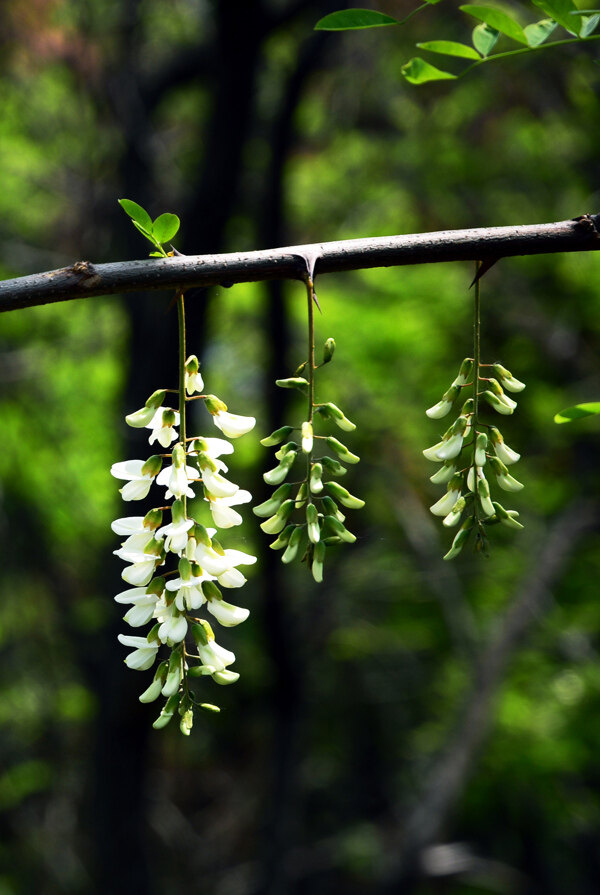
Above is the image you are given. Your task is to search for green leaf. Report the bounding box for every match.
[118,198,153,231]
[554,402,600,423]
[401,56,457,83]
[472,22,500,55]
[524,18,557,46]
[133,220,156,242]
[315,9,399,30]
[532,0,580,35]
[417,39,481,59]
[152,213,180,244]
[580,13,600,36]
[460,5,529,44]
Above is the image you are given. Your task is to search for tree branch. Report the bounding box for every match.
[1,214,599,313]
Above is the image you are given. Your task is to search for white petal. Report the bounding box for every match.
[207,600,250,627]
[213,410,256,438]
[202,470,239,499]
[111,460,146,480]
[111,516,146,535]
[114,586,148,604]
[217,568,246,588]
[198,641,235,670]
[118,633,152,648]
[209,502,243,528]
[124,647,158,671]
[120,479,152,501]
[121,560,156,586]
[124,602,157,627]
[224,548,257,566]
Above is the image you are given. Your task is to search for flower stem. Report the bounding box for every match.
[305,274,315,480]
[177,290,187,511]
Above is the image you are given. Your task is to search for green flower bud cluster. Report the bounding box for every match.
[255,336,364,582]
[424,357,525,559]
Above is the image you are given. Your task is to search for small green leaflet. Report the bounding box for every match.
[532,0,580,35]
[472,22,499,55]
[401,56,457,83]
[152,213,180,244]
[580,13,600,37]
[460,5,529,44]
[554,402,600,423]
[315,9,399,30]
[523,18,557,46]
[417,39,481,59]
[119,199,153,232]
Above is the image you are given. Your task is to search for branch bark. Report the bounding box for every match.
[1,214,599,313]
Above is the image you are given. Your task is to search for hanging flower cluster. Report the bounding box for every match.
[111,354,256,733]
[255,276,364,582]
[424,357,525,559]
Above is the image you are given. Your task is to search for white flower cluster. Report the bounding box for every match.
[110,355,256,732]
[424,358,525,559]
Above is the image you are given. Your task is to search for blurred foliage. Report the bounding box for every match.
[0,1,600,894]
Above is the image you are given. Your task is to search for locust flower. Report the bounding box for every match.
[207,599,250,627]
[205,395,256,438]
[156,444,198,499]
[206,490,252,528]
[156,499,194,553]
[146,407,180,448]
[118,634,160,671]
[184,355,204,395]
[111,458,161,501]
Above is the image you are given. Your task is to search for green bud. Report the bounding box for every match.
[281,525,308,564]
[319,402,356,432]
[295,482,308,508]
[260,499,295,534]
[212,670,240,686]
[452,358,473,387]
[270,524,295,551]
[493,363,526,393]
[275,377,309,393]
[141,455,162,477]
[322,338,336,364]
[152,693,180,729]
[492,501,524,530]
[139,679,163,704]
[253,483,293,518]
[311,540,326,583]
[443,518,474,561]
[321,456,347,477]
[260,425,294,447]
[188,665,216,677]
[310,463,324,494]
[179,709,194,736]
[306,503,320,544]
[322,495,345,522]
[191,620,214,646]
[211,537,225,556]
[295,360,307,376]
[274,441,298,461]
[326,437,360,465]
[198,703,221,714]
[324,481,365,510]
[483,390,514,416]
[477,476,495,517]
[475,432,488,467]
[263,450,297,486]
[322,515,356,543]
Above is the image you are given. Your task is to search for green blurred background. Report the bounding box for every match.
[1,1,600,893]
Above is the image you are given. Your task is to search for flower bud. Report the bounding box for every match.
[322,495,345,522]
[202,580,223,601]
[198,703,221,714]
[477,475,495,517]
[162,649,183,698]
[193,523,211,547]
[152,693,180,729]
[269,524,295,551]
[260,426,294,447]
[281,525,308,564]
[492,501,524,530]
[260,499,295,534]
[452,358,473,387]
[322,515,356,543]
[430,475,462,517]
[295,482,307,508]
[322,338,336,364]
[430,462,456,484]
[321,456,347,477]
[324,481,365,509]
[326,437,360,465]
[426,384,461,420]
[443,495,468,528]
[274,441,298,461]
[319,402,356,431]
[488,457,524,492]
[482,391,514,415]
[443,518,474,561]
[488,427,520,465]
[191,620,214,646]
[301,421,313,453]
[306,503,320,544]
[475,432,488,467]
[125,389,167,428]
[311,540,326,582]
[213,670,240,686]
[310,463,324,494]
[179,709,194,736]
[185,355,199,375]
[139,661,168,704]
[253,483,293,517]
[275,377,309,393]
[493,363,526,393]
[263,450,297,486]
